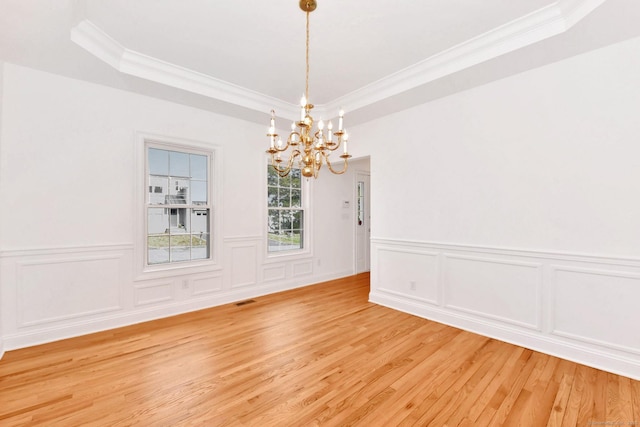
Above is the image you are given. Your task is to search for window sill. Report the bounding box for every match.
[135,259,222,281]
[264,248,313,264]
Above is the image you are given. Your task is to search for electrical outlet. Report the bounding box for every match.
[410,281,416,291]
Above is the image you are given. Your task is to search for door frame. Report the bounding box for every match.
[354,171,371,274]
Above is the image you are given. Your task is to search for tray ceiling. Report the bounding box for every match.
[1,0,639,124]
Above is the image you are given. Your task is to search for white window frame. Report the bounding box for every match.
[135,133,222,279]
[264,161,313,262]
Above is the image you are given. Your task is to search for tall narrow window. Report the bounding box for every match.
[267,166,303,252]
[357,181,365,226]
[146,145,211,265]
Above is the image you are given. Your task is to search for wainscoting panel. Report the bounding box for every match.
[292,260,313,278]
[369,238,640,380]
[443,255,541,330]
[229,243,258,289]
[552,266,640,354]
[134,281,174,306]
[263,264,287,283]
[17,255,123,327]
[192,274,223,296]
[376,246,439,305]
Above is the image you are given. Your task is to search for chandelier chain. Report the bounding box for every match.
[305,11,310,101]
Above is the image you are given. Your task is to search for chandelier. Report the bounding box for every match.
[266,0,351,179]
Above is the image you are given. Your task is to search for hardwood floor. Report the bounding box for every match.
[1,273,638,426]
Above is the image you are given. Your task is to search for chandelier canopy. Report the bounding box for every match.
[266,0,351,179]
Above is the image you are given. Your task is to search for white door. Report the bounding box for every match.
[355,172,370,273]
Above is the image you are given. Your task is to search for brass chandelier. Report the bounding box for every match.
[266,0,351,179]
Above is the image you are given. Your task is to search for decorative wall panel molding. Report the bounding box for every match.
[228,243,258,289]
[370,238,640,380]
[551,266,640,355]
[292,260,313,278]
[192,274,223,296]
[1,243,133,258]
[134,281,174,306]
[17,254,123,327]
[376,246,439,305]
[443,254,542,330]
[263,264,287,283]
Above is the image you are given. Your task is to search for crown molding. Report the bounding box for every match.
[71,0,607,121]
[70,20,298,120]
[322,0,607,115]
[559,0,608,28]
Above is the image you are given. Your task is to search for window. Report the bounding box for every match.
[267,166,303,252]
[146,145,211,265]
[357,181,365,226]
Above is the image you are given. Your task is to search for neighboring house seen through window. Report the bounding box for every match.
[147,145,211,265]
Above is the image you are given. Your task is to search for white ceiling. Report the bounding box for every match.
[1,0,639,125]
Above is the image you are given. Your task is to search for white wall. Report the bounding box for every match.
[0,62,4,358]
[359,36,640,379]
[0,63,361,351]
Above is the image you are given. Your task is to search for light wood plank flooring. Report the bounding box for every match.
[1,273,638,426]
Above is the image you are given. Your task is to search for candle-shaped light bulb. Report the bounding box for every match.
[270,110,275,132]
[300,95,307,121]
[343,132,349,154]
[338,109,344,131]
[327,121,333,143]
[318,120,324,145]
[300,95,306,107]
[277,137,283,149]
[290,122,297,143]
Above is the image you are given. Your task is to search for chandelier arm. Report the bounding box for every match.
[270,159,290,175]
[275,138,291,152]
[324,136,342,152]
[271,149,302,177]
[276,168,292,178]
[323,152,350,175]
